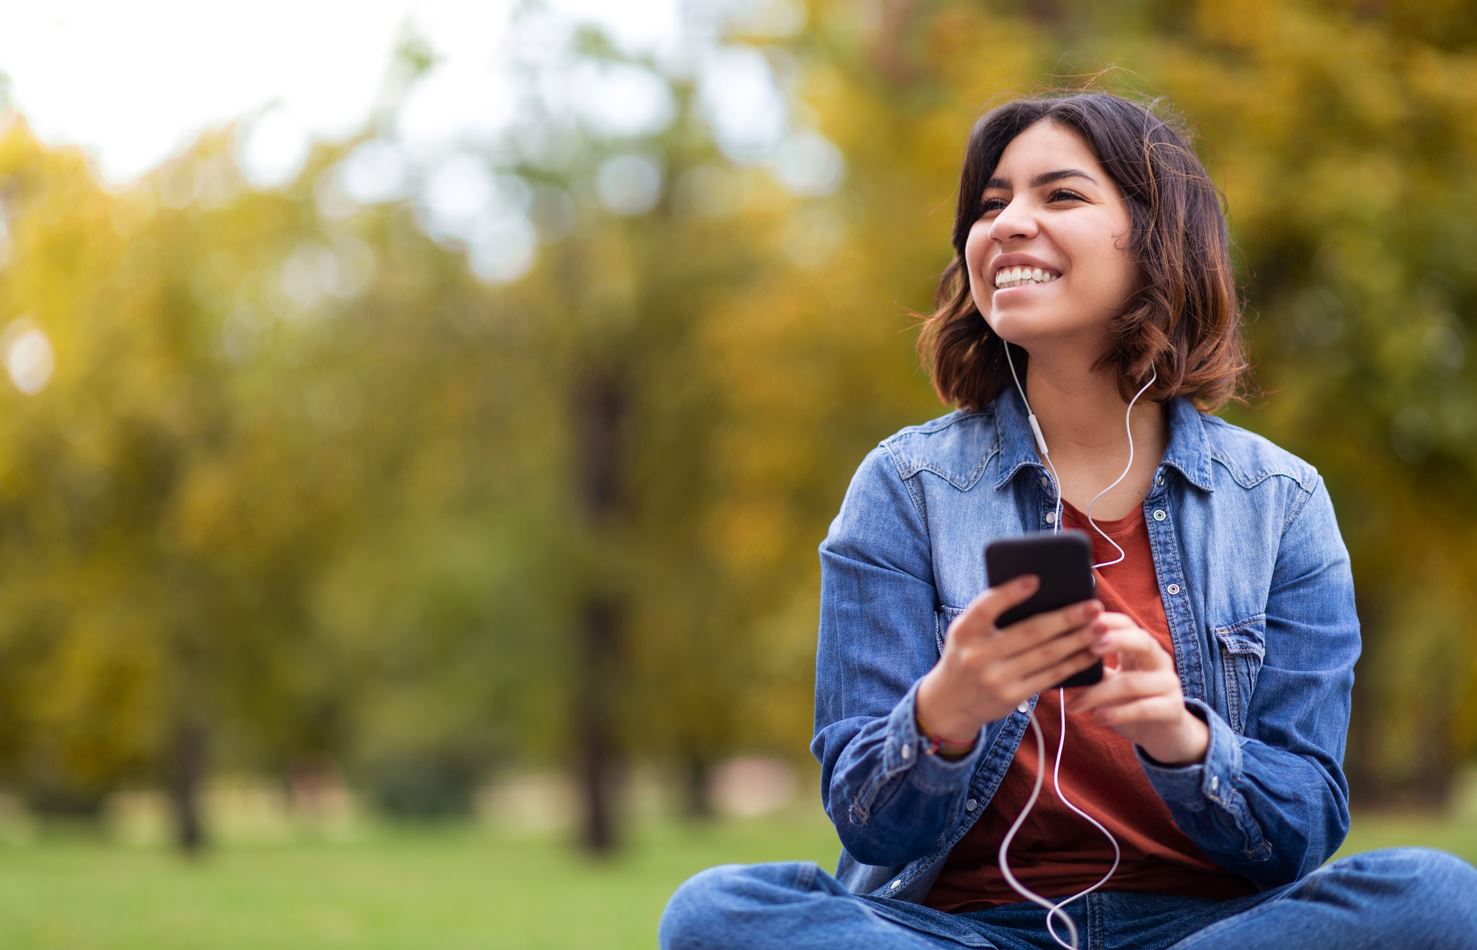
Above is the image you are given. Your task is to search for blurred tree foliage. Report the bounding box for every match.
[0,0,1473,854]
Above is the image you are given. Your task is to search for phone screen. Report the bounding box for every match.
[985,530,1102,688]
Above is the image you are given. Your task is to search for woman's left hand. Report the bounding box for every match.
[1065,611,1210,766]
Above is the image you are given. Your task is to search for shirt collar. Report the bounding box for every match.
[991,387,1215,492]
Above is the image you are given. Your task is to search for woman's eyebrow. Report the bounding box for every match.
[984,168,1099,190]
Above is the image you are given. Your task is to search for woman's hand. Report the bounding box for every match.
[916,575,1104,742]
[1066,612,1209,766]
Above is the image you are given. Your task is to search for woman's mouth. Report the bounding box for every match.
[993,266,1060,290]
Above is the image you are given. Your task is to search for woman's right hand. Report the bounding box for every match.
[915,575,1103,742]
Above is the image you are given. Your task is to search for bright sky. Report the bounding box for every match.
[0,0,812,183]
[0,0,837,304]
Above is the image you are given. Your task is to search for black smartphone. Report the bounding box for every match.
[984,530,1102,688]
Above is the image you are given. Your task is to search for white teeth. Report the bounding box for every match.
[993,265,1060,289]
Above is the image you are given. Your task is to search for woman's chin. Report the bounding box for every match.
[981,315,1043,347]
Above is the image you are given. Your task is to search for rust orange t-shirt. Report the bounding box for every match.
[924,500,1255,912]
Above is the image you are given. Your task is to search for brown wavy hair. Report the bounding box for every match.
[915,92,1250,412]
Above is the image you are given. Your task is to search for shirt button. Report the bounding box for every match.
[1045,512,1056,525]
[1167,583,1181,595]
[965,798,978,812]
[890,880,901,890]
[1040,476,1050,488]
[1156,475,1164,486]
[900,743,912,761]
[1153,509,1167,522]
[1017,700,1030,713]
[1210,776,1220,792]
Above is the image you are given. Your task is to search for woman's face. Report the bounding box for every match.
[964,120,1139,357]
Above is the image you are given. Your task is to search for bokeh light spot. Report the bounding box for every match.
[3,319,55,395]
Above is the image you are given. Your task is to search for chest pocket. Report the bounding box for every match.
[935,605,967,656]
[1213,615,1266,734]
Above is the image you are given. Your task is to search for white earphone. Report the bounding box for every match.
[999,339,1158,950]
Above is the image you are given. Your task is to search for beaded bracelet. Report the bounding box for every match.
[915,715,974,756]
[920,728,977,758]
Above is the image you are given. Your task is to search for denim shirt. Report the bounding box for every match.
[811,391,1360,904]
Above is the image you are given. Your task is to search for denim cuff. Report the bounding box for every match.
[1135,698,1240,814]
[884,680,986,790]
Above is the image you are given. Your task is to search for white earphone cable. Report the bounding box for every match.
[1082,368,1158,569]
[999,341,1152,949]
[1044,687,1123,948]
[996,707,1078,949]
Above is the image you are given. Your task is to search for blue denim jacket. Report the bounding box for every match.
[811,391,1360,903]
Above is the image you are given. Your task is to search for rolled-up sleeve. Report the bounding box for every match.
[810,446,980,868]
[1138,475,1359,888]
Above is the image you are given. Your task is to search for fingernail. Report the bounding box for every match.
[1092,621,1108,635]
[1020,575,1038,591]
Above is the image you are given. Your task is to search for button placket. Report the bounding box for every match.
[1143,484,1207,704]
[1037,470,1057,528]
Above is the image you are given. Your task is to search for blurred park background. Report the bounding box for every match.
[1,0,1476,946]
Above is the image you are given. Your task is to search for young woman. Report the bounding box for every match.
[660,92,1477,949]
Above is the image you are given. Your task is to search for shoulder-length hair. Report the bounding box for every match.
[915,92,1250,413]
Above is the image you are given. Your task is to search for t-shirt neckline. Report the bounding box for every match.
[1060,498,1143,540]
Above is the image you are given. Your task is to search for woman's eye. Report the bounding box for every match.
[979,190,1083,217]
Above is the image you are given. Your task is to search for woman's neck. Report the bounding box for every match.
[1022,363,1164,458]
[1018,354,1169,518]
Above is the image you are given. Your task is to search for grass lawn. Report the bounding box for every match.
[0,807,1472,948]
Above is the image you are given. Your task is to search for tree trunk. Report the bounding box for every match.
[680,748,714,822]
[573,363,627,856]
[167,715,208,857]
[1405,700,1456,808]
[576,593,620,854]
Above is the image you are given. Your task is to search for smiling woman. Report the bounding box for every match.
[971,123,1139,372]
[658,90,1477,950]
[921,94,1245,420]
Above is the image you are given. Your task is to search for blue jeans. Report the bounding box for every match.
[659,848,1477,949]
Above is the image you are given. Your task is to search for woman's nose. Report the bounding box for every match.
[987,198,1038,242]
